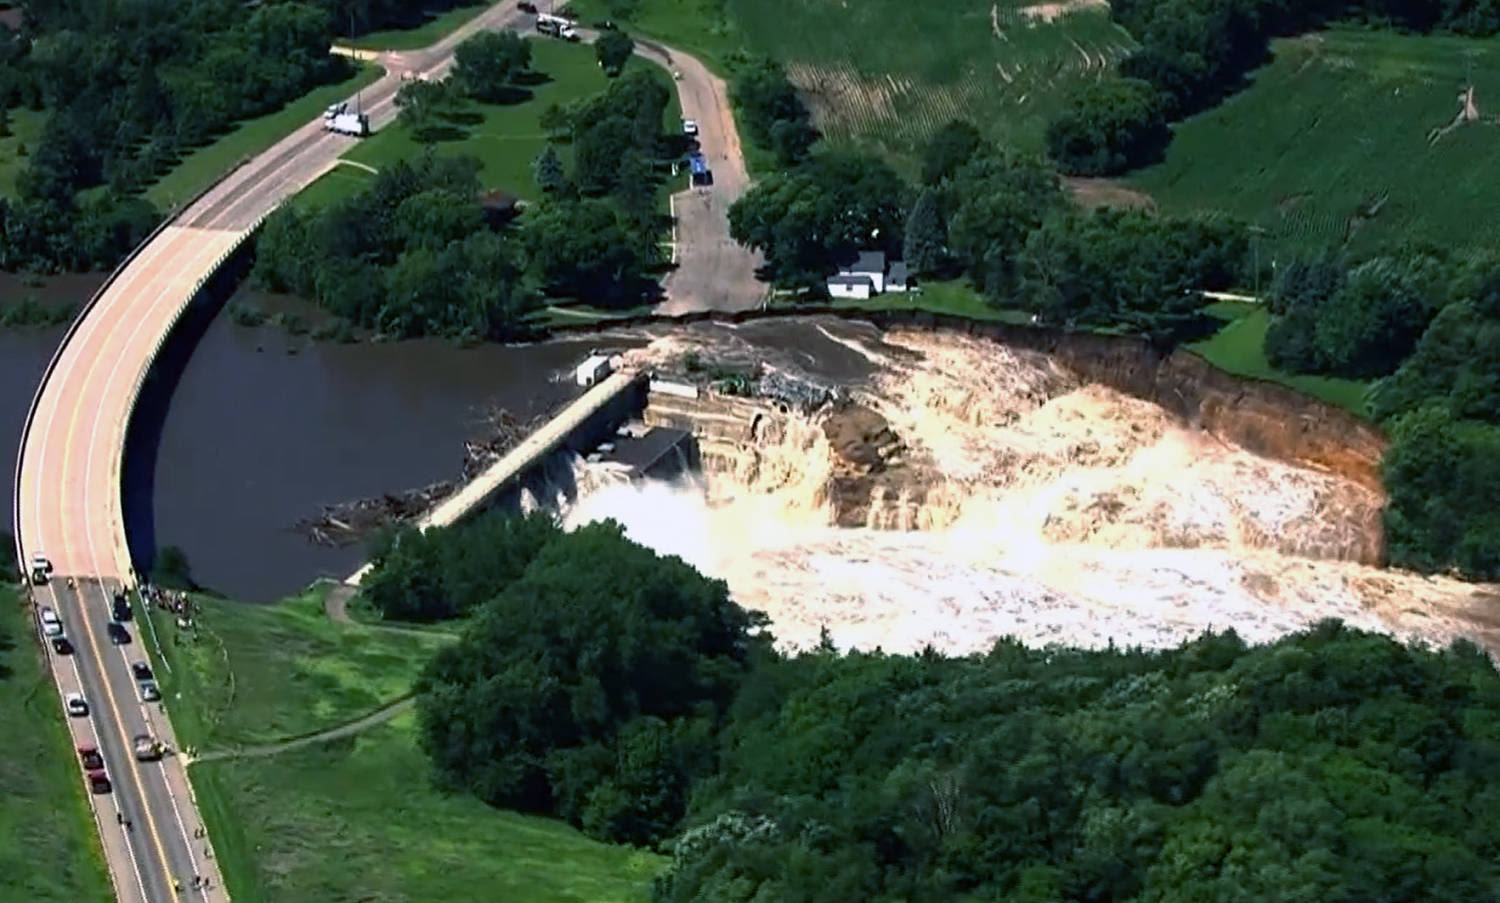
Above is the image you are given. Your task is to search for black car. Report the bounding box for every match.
[112,592,132,622]
[518,1,536,11]
[51,635,73,655]
[592,18,617,29]
[131,661,153,681]
[106,622,130,645]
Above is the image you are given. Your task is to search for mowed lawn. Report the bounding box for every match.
[146,586,450,749]
[191,713,661,903]
[1187,301,1371,412]
[152,587,660,903]
[1131,29,1500,257]
[0,106,46,197]
[0,587,112,903]
[570,0,1134,165]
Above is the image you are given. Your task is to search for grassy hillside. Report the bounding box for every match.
[570,0,1133,166]
[297,41,678,207]
[1131,29,1500,258]
[0,587,112,902]
[148,587,660,903]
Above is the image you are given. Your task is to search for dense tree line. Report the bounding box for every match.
[362,510,560,621]
[1266,247,1500,578]
[1047,0,1500,174]
[409,516,1500,899]
[0,0,354,271]
[253,153,538,339]
[414,521,765,844]
[732,124,1247,344]
[730,58,818,167]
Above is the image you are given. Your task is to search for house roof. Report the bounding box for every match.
[847,250,886,275]
[827,274,873,288]
[887,261,909,283]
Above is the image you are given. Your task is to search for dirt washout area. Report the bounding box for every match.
[563,323,1499,657]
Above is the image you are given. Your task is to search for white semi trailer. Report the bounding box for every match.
[535,13,578,39]
[323,102,371,137]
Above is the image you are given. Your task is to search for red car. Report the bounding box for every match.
[87,769,112,794]
[77,745,104,770]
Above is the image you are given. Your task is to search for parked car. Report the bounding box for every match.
[518,1,536,11]
[30,553,51,584]
[592,18,617,29]
[65,693,88,717]
[131,661,153,681]
[51,636,73,655]
[106,622,130,645]
[77,746,104,770]
[39,607,62,637]
[681,117,699,136]
[86,769,111,794]
[139,681,161,703]
[112,592,132,622]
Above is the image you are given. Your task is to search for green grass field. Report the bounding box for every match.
[1131,29,1500,258]
[146,586,449,749]
[1187,301,1370,412]
[149,587,661,903]
[570,0,1133,168]
[0,587,113,903]
[0,107,46,198]
[297,40,679,208]
[144,65,383,211]
[824,279,1032,323]
[346,2,489,50]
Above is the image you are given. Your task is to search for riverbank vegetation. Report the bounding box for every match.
[259,35,679,337]
[0,0,498,274]
[393,514,1500,901]
[0,585,113,902]
[146,585,658,902]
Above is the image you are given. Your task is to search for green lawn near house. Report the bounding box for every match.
[1187,302,1371,412]
[0,586,113,903]
[1131,29,1500,259]
[145,66,383,212]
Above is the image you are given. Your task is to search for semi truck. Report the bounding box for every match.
[535,13,578,39]
[323,102,371,137]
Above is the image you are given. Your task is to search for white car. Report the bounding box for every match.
[682,118,699,136]
[65,693,88,717]
[39,607,62,637]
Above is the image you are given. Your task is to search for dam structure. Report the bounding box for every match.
[345,368,702,584]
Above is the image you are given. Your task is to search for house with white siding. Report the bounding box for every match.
[826,251,912,299]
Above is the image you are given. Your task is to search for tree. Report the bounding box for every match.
[453,31,532,102]
[921,119,983,185]
[594,30,634,78]
[520,197,658,306]
[533,143,568,194]
[414,521,764,843]
[395,77,460,142]
[943,148,1064,298]
[1382,405,1500,578]
[0,105,10,139]
[1045,78,1169,176]
[151,545,197,591]
[902,188,945,277]
[729,151,908,289]
[732,58,818,165]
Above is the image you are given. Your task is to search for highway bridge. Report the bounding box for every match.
[4,1,762,898]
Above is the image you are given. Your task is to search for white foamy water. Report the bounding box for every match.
[562,329,1500,656]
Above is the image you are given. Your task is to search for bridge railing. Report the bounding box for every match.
[10,167,244,577]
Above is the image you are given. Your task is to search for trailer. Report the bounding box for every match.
[326,111,371,137]
[535,13,578,39]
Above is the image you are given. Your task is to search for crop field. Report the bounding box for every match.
[1131,29,1500,258]
[569,0,1134,165]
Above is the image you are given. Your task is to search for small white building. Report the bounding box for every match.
[576,354,613,387]
[827,274,873,300]
[826,251,911,299]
